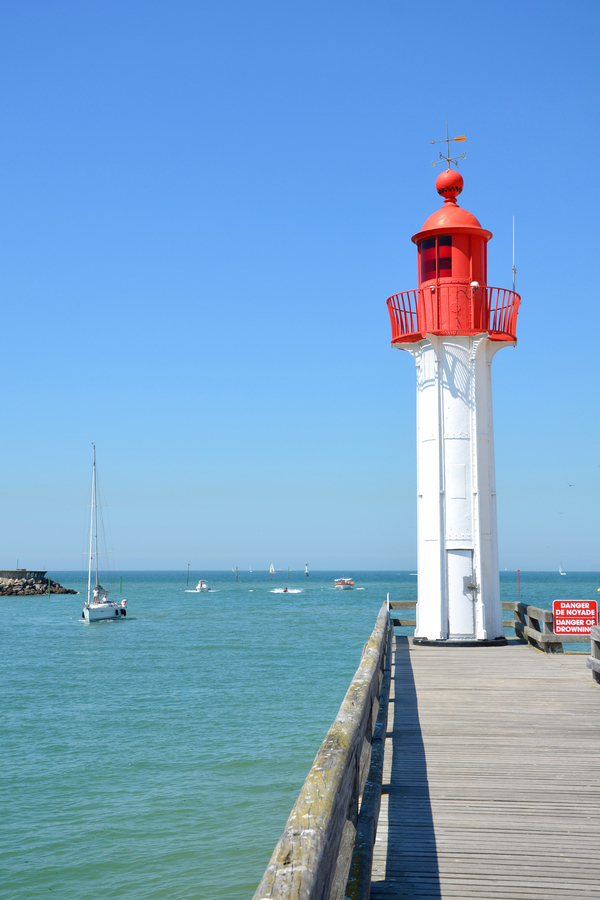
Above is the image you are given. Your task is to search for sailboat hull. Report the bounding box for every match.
[83,605,126,622]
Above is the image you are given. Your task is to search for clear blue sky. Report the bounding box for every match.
[0,0,598,571]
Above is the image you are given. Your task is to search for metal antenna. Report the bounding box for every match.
[431,120,466,169]
[512,215,517,293]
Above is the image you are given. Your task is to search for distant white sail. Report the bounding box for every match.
[269,563,275,575]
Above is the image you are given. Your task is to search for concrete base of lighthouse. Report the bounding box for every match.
[397,331,514,645]
[413,637,507,647]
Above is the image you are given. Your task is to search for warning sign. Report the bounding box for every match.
[553,600,598,635]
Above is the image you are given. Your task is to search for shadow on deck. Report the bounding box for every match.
[372,636,441,899]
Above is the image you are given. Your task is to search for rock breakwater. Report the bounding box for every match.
[0,578,77,596]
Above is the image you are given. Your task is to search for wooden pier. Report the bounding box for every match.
[373,636,600,899]
[253,604,600,900]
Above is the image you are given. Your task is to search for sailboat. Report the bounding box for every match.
[559,562,566,576]
[269,563,275,579]
[82,445,128,623]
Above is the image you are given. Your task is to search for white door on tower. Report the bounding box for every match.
[447,549,475,638]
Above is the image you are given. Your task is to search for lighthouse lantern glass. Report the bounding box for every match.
[438,235,452,276]
[419,235,453,282]
[420,237,436,280]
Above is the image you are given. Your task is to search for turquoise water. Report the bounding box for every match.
[1,570,597,899]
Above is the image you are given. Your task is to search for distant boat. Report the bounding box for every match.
[559,562,566,576]
[334,578,354,590]
[185,579,209,593]
[269,563,275,579]
[82,446,127,623]
[305,562,309,578]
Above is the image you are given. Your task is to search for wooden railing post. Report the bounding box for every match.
[528,610,542,649]
[542,606,563,654]
[514,602,528,644]
[587,625,600,685]
[514,603,564,652]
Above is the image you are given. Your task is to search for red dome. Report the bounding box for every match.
[421,203,483,231]
[412,170,491,244]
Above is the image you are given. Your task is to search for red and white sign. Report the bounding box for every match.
[553,600,598,635]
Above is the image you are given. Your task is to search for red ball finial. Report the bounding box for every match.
[436,169,463,204]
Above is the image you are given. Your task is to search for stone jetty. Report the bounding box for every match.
[0,569,77,596]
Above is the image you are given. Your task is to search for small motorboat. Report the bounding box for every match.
[196,580,210,592]
[334,578,355,590]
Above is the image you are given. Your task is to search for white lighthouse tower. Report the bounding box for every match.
[387,163,520,644]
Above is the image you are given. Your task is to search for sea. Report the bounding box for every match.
[1,569,597,900]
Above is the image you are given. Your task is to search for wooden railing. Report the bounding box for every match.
[389,599,416,627]
[393,600,591,655]
[252,602,392,900]
[392,600,520,632]
[587,625,600,684]
[502,601,592,653]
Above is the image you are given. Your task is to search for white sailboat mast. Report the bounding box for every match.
[93,451,99,592]
[87,444,96,605]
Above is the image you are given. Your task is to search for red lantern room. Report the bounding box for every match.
[387,169,520,343]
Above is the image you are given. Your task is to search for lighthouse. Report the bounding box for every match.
[387,161,520,644]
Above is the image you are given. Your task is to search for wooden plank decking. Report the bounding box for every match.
[371,636,600,899]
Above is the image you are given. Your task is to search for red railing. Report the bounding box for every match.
[387,289,420,341]
[386,285,520,343]
[487,286,520,340]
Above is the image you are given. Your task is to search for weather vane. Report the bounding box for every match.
[430,121,466,170]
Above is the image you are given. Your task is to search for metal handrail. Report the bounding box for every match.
[387,285,520,342]
[487,286,520,339]
[386,289,420,342]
